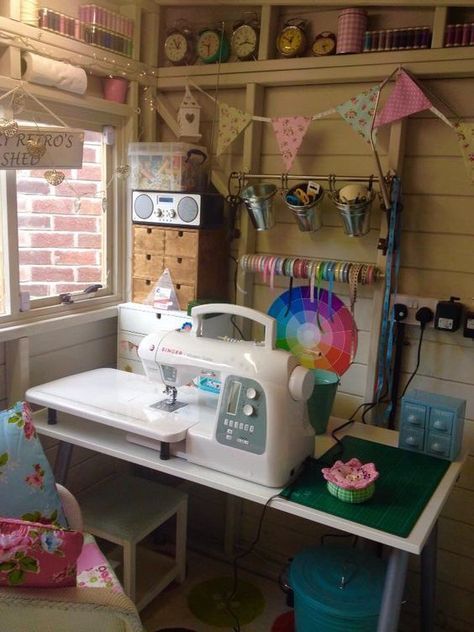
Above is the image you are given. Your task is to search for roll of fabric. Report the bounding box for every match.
[22,52,88,95]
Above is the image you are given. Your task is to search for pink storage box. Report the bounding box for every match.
[337,8,368,54]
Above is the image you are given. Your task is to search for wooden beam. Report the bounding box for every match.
[5,337,29,405]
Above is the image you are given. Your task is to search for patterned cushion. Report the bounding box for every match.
[0,517,83,588]
[77,533,123,592]
[0,402,67,527]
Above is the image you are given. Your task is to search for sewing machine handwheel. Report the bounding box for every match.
[289,365,314,401]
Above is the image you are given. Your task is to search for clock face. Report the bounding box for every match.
[312,32,336,56]
[277,25,306,57]
[197,30,221,60]
[231,24,258,60]
[164,32,189,64]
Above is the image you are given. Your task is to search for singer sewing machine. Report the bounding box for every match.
[137,304,315,487]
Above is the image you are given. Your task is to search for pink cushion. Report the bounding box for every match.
[77,533,122,592]
[0,517,83,588]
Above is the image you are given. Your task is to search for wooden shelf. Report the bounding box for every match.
[155,45,474,89]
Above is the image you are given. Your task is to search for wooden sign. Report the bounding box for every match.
[0,127,84,169]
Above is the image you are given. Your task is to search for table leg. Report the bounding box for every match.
[53,441,74,485]
[421,522,438,632]
[377,547,409,632]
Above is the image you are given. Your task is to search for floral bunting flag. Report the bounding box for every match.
[374,69,432,128]
[336,85,380,144]
[271,116,312,171]
[216,102,252,156]
[454,121,474,182]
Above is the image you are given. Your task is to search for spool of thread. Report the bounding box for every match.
[20,0,39,27]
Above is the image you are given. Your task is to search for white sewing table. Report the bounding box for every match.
[26,368,466,632]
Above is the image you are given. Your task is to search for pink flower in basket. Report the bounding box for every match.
[321,458,379,490]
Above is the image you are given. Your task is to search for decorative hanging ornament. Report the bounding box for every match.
[0,118,18,137]
[26,137,46,158]
[44,169,65,186]
[115,164,130,179]
[11,91,26,115]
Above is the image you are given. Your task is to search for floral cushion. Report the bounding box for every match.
[0,517,83,588]
[0,402,67,527]
[77,533,123,592]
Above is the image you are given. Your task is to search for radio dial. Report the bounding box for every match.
[156,209,163,217]
[169,209,176,218]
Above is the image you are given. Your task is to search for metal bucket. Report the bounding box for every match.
[241,183,277,231]
[329,182,374,237]
[284,182,324,232]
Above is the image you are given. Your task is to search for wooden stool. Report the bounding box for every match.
[79,474,187,610]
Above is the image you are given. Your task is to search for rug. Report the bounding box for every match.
[187,576,265,627]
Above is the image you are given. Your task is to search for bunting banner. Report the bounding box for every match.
[454,121,474,182]
[335,85,380,144]
[271,116,312,172]
[215,102,252,156]
[374,69,432,128]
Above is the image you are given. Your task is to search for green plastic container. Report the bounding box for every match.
[307,369,339,435]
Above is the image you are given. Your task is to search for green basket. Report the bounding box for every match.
[327,481,375,504]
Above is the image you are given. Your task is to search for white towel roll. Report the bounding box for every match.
[22,52,88,95]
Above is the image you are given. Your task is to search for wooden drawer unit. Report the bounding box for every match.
[131,225,228,308]
[399,390,466,461]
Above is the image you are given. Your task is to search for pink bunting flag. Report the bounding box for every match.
[335,85,379,144]
[271,116,312,172]
[454,121,474,182]
[375,69,432,128]
[216,102,252,156]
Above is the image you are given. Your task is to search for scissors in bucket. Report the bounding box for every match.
[293,181,321,206]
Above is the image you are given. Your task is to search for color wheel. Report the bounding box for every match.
[268,286,357,375]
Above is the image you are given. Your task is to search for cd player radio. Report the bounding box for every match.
[132,190,224,228]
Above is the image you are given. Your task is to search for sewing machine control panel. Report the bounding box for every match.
[216,376,266,454]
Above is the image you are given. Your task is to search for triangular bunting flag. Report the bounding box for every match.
[375,69,432,128]
[454,121,474,182]
[336,85,379,144]
[216,102,252,156]
[271,116,312,172]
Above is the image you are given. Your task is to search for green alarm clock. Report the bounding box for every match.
[197,28,230,63]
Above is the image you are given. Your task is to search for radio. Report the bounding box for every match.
[132,190,224,228]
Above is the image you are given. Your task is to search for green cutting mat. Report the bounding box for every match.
[281,436,450,538]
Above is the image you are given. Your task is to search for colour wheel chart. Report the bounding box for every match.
[268,286,357,375]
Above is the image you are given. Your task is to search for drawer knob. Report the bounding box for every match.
[407,414,420,424]
[433,420,445,431]
[406,435,418,446]
[431,442,445,453]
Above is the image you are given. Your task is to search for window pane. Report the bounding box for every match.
[17,131,106,300]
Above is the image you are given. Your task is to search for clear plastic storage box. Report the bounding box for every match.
[128,142,208,192]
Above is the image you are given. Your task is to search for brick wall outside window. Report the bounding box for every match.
[17,131,105,299]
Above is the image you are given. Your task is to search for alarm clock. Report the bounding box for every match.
[197,28,230,64]
[163,27,197,66]
[231,17,259,61]
[311,31,337,56]
[276,18,308,58]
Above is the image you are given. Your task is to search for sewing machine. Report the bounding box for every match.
[137,303,315,487]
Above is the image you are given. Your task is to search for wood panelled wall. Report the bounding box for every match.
[0,343,5,409]
[158,75,473,629]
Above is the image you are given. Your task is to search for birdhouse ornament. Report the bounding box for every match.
[177,85,201,138]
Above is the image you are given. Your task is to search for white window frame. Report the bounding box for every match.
[0,90,129,332]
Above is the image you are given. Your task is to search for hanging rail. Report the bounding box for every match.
[230,172,378,185]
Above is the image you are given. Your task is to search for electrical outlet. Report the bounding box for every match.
[391,294,438,327]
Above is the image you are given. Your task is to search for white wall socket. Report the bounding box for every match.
[392,294,438,327]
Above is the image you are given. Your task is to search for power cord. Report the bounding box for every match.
[400,306,433,398]
[225,491,282,632]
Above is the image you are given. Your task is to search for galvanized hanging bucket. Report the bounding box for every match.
[329,178,375,237]
[284,181,324,232]
[241,183,277,231]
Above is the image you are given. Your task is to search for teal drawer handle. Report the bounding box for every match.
[407,415,422,425]
[431,442,446,454]
[406,436,419,446]
[433,420,447,431]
